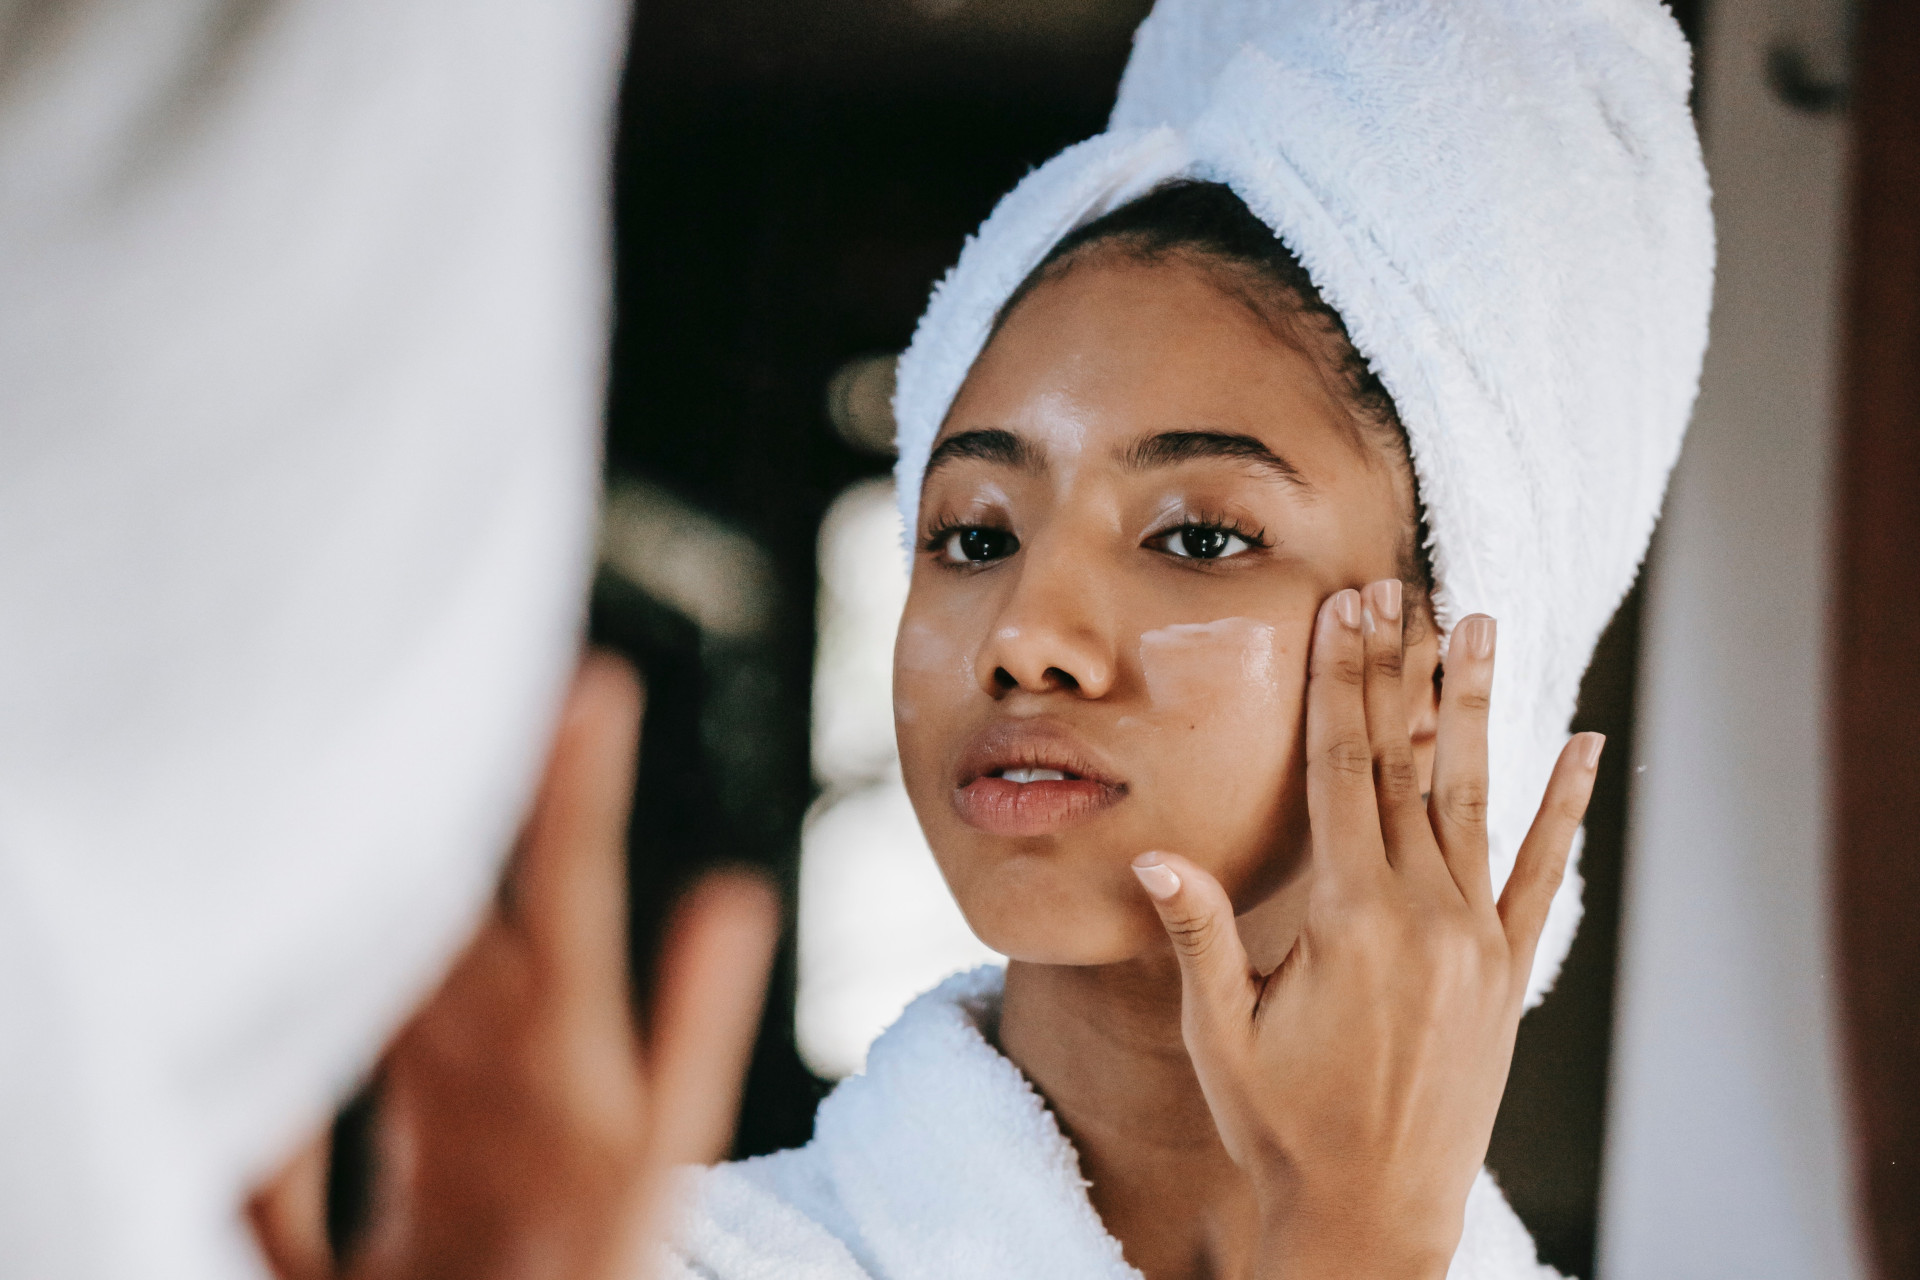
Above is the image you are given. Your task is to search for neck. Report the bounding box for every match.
[998,954,1261,1280]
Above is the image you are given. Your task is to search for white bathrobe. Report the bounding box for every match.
[667,968,1562,1280]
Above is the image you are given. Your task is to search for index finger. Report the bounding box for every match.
[1305,588,1388,885]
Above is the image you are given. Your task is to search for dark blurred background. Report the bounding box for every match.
[584,3,1703,1276]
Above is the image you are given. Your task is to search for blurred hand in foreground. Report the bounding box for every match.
[249,652,780,1280]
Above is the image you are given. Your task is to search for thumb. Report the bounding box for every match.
[1132,852,1255,1028]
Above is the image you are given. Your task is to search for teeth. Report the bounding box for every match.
[1002,767,1069,784]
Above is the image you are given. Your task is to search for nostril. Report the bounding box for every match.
[991,665,1088,694]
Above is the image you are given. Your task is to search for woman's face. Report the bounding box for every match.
[895,249,1440,965]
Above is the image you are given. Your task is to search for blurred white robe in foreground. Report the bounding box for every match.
[0,1,626,1275]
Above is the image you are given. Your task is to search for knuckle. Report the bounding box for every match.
[1453,688,1493,717]
[1319,650,1367,687]
[1338,896,1397,947]
[1321,735,1375,777]
[1165,911,1220,958]
[1374,752,1421,800]
[1442,780,1490,828]
[1419,923,1486,986]
[1370,646,1406,680]
[1532,849,1570,899]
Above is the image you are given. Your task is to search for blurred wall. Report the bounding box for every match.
[1599,0,1865,1274]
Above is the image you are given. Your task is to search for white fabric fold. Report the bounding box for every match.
[668,968,1563,1280]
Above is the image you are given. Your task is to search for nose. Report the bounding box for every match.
[974,538,1117,699]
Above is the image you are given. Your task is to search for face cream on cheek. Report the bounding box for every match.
[1137,617,1282,718]
[896,619,977,690]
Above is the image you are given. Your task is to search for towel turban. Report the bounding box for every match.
[892,0,1714,1004]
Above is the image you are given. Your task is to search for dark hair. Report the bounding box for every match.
[992,180,1435,610]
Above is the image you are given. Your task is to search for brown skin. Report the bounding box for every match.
[249,653,779,1280]
[896,250,1600,1280]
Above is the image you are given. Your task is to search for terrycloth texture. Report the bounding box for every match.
[891,0,1713,1006]
[0,2,625,1276]
[667,967,1563,1280]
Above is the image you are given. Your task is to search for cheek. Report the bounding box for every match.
[893,616,975,753]
[1133,617,1307,890]
[1138,616,1281,715]
[1136,616,1292,748]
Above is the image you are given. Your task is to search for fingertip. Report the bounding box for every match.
[1456,614,1497,662]
[654,870,782,1043]
[683,867,782,959]
[1131,851,1182,901]
[1316,588,1363,640]
[514,656,643,944]
[1578,732,1607,771]
[572,648,644,728]
[1362,580,1405,652]
[669,867,781,959]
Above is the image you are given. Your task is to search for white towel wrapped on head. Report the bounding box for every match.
[892,0,1714,1006]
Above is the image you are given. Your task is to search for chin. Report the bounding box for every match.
[938,846,1167,966]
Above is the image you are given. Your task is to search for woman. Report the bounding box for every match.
[671,0,1711,1277]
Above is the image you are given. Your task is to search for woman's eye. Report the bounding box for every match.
[1155,525,1253,560]
[940,526,1018,564]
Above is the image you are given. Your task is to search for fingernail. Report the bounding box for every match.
[1581,733,1607,769]
[1335,589,1361,630]
[1361,606,1376,636]
[1131,852,1181,900]
[1460,615,1496,659]
[1370,578,1402,623]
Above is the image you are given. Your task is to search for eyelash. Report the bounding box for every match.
[923,514,1271,566]
[923,518,1017,568]
[1145,514,1271,562]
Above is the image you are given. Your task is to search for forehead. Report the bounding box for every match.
[938,252,1368,472]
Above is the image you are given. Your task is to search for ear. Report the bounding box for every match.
[1403,620,1443,797]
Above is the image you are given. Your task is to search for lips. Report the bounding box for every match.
[950,721,1127,837]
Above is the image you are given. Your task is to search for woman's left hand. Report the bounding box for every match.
[1131,580,1601,1280]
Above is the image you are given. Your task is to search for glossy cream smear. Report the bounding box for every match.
[893,618,974,729]
[1137,617,1280,717]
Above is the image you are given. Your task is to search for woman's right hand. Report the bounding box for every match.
[249,653,780,1280]
[1131,580,1601,1279]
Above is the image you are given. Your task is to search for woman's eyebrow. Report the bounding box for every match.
[1121,430,1312,489]
[924,428,1043,478]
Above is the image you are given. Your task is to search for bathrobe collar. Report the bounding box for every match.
[796,965,1139,1279]
[674,967,1560,1280]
